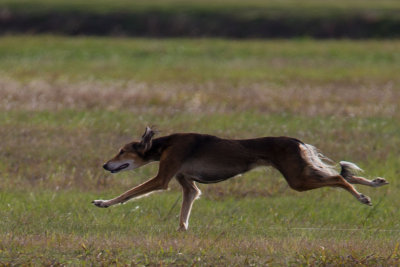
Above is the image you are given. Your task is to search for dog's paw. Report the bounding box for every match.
[92,200,110,208]
[177,224,188,232]
[358,194,372,206]
[372,177,389,187]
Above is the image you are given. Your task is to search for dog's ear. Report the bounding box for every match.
[138,126,155,153]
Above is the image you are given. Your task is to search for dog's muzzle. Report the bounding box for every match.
[103,163,130,173]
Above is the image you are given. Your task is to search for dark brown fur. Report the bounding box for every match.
[93,127,388,230]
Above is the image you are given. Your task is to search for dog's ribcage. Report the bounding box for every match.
[178,137,269,183]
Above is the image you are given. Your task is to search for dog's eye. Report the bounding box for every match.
[118,150,124,155]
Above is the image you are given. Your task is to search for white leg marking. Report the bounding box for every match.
[92,199,112,208]
[372,177,389,187]
[357,194,372,206]
[179,189,201,231]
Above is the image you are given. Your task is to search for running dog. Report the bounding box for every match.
[93,127,388,230]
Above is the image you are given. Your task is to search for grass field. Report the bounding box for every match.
[1,36,399,265]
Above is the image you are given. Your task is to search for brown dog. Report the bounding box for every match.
[93,127,388,230]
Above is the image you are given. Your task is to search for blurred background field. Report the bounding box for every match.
[0,0,400,266]
[1,0,400,38]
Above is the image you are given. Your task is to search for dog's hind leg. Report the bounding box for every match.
[293,174,372,206]
[326,175,372,205]
[342,175,389,187]
[176,174,201,231]
[340,161,388,187]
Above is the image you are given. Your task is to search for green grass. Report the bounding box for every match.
[0,36,399,85]
[0,36,399,265]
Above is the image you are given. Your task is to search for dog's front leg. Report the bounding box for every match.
[92,176,167,208]
[176,175,201,231]
[93,148,182,208]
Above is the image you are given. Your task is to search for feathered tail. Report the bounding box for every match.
[300,144,362,178]
[339,160,363,179]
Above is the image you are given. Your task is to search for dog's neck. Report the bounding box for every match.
[141,136,169,161]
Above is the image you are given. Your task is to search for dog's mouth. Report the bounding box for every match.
[110,163,130,173]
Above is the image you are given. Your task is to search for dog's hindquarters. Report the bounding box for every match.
[274,143,372,204]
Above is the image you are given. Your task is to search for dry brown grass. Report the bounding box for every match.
[2,232,399,265]
[1,78,398,118]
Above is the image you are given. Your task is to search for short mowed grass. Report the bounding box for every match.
[1,36,400,265]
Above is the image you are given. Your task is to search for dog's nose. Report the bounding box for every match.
[102,163,108,170]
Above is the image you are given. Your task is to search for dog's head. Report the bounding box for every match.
[103,126,156,173]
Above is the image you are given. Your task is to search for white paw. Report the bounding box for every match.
[358,194,372,206]
[92,199,110,208]
[372,177,389,187]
